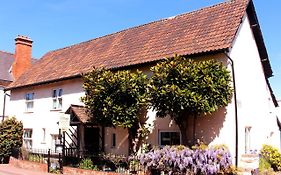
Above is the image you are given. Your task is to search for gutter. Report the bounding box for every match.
[5,74,81,91]
[224,52,239,167]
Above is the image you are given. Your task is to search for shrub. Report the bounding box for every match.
[0,117,23,163]
[259,157,272,173]
[260,144,281,171]
[138,145,234,175]
[28,154,44,163]
[78,158,99,170]
[100,153,128,171]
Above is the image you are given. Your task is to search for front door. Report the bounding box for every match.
[84,126,100,154]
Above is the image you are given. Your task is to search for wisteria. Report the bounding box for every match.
[138,145,233,175]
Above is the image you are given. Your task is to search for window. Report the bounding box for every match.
[245,126,252,154]
[159,131,181,146]
[42,128,46,143]
[52,89,63,110]
[111,133,116,148]
[25,93,34,112]
[51,134,60,151]
[23,129,32,150]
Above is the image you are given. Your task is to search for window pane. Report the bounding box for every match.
[23,129,32,139]
[58,89,63,97]
[160,132,180,146]
[160,132,171,145]
[26,101,34,110]
[30,93,34,100]
[170,132,180,145]
[52,90,57,98]
[24,140,32,149]
[25,93,34,101]
[53,99,57,109]
[58,98,62,109]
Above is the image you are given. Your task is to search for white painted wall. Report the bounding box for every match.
[7,78,84,151]
[229,14,280,164]
[0,87,4,120]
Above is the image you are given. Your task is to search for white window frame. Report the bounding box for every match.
[23,129,33,150]
[245,126,252,154]
[41,128,46,144]
[159,130,181,146]
[52,89,63,110]
[25,93,34,112]
[51,134,59,151]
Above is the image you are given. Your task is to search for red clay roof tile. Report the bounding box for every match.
[8,0,250,89]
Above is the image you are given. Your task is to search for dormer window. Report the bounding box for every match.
[52,89,63,110]
[25,93,34,112]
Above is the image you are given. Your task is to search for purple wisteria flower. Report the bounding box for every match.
[138,145,233,175]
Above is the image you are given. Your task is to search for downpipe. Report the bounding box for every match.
[224,52,239,167]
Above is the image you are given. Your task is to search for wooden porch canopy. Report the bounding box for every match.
[65,104,92,126]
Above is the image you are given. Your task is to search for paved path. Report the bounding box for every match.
[0,164,53,175]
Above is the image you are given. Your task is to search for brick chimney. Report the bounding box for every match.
[12,35,33,80]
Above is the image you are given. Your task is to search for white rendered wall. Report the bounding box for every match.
[229,14,279,163]
[0,87,4,119]
[7,78,84,150]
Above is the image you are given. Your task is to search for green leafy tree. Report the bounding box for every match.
[0,117,23,163]
[148,55,233,145]
[81,68,148,153]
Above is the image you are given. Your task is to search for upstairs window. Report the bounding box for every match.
[25,93,34,112]
[52,89,63,110]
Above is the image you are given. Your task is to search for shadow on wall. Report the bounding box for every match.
[192,107,227,145]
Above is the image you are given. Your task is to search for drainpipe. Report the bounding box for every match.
[224,52,238,167]
[2,89,10,122]
[2,89,5,122]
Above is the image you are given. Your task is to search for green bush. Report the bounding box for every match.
[78,158,99,170]
[260,144,281,171]
[259,157,272,172]
[0,117,23,163]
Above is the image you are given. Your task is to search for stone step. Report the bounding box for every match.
[239,154,259,174]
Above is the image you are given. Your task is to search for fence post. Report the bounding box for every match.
[59,153,63,174]
[47,149,50,173]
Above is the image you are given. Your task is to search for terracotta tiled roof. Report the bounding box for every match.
[8,0,250,89]
[66,105,90,123]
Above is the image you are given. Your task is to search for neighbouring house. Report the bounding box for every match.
[0,36,34,121]
[0,51,14,121]
[4,0,280,166]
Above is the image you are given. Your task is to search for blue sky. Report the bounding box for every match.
[0,0,280,100]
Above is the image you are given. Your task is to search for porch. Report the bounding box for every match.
[63,104,104,158]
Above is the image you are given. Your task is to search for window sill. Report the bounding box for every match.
[24,111,34,114]
[50,109,62,112]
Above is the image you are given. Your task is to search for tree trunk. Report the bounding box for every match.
[128,128,134,155]
[175,117,189,146]
[193,115,197,145]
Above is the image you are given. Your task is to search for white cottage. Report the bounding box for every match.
[5,0,279,166]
